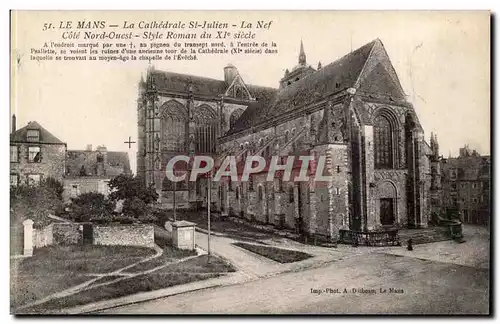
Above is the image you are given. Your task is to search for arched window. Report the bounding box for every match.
[160,100,187,152]
[374,115,393,169]
[194,104,218,153]
[284,130,290,143]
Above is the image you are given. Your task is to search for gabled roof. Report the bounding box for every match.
[150,70,277,102]
[227,39,381,135]
[10,121,65,144]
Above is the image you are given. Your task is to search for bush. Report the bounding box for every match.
[111,215,137,224]
[10,179,64,227]
[69,192,114,223]
[138,214,157,224]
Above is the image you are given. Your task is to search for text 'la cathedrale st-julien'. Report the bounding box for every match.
[53,20,273,30]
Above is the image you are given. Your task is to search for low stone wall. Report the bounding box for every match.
[93,224,155,247]
[33,224,54,248]
[52,223,81,245]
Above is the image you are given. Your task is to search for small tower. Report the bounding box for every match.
[279,40,316,89]
[298,40,306,65]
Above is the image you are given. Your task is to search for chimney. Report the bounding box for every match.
[86,144,93,151]
[11,114,16,133]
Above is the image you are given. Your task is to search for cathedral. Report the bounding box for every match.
[136,39,439,241]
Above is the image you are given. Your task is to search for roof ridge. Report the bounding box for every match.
[353,39,379,88]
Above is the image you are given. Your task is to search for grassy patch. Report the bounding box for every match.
[125,245,197,273]
[10,245,155,310]
[233,242,312,263]
[10,273,93,309]
[22,272,220,314]
[155,255,236,274]
[12,245,155,275]
[87,275,125,288]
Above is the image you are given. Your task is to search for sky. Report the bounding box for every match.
[11,11,490,174]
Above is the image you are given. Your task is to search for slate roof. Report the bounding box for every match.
[151,71,228,96]
[227,39,378,135]
[10,121,65,144]
[151,70,277,101]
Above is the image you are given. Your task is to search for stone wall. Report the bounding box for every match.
[93,224,155,247]
[52,223,81,245]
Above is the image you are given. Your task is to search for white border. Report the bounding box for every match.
[2,1,496,323]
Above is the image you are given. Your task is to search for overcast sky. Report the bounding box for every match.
[12,11,490,173]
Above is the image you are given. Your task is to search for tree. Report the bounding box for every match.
[107,174,159,221]
[69,192,114,223]
[108,174,158,205]
[42,177,64,200]
[122,197,147,218]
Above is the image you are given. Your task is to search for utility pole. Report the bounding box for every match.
[173,180,177,221]
[207,173,211,263]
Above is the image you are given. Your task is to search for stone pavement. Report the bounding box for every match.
[379,225,490,269]
[65,224,490,314]
[194,231,349,278]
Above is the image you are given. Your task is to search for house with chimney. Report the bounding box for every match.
[10,116,132,203]
[10,117,67,186]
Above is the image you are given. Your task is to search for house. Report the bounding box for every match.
[10,117,66,186]
[63,144,132,203]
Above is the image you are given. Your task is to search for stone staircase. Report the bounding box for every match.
[398,226,452,245]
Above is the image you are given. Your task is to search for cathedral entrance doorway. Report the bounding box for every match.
[380,198,395,226]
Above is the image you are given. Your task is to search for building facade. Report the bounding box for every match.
[10,119,67,186]
[137,39,434,241]
[63,145,132,203]
[438,145,490,225]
